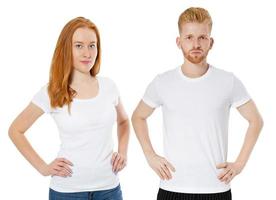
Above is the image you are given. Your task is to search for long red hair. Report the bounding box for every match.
[48,17,101,112]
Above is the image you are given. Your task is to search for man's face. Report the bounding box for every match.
[177,22,213,64]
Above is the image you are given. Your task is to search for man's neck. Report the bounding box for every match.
[181,60,209,78]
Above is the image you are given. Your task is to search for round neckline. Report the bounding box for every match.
[73,76,101,102]
[178,64,213,82]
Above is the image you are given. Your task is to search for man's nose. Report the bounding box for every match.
[193,39,201,48]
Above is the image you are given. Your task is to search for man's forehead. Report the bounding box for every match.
[180,22,211,35]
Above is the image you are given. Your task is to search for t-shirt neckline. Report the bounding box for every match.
[178,64,213,82]
[73,76,101,102]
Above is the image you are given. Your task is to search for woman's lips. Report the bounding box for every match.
[80,61,91,65]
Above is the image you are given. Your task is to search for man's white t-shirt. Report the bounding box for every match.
[142,65,251,193]
[31,77,120,192]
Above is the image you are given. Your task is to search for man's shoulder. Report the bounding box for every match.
[211,65,234,79]
[155,66,180,81]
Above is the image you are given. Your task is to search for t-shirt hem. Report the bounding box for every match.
[159,184,231,194]
[31,100,49,113]
[49,179,120,193]
[232,96,251,108]
[142,98,159,108]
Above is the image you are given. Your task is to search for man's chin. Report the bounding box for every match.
[186,55,205,64]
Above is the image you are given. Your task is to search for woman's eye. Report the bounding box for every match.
[76,44,82,49]
[89,44,96,48]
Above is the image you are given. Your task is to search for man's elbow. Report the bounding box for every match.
[131,112,137,124]
[258,116,264,129]
[131,111,143,124]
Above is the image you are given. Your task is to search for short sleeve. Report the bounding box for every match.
[106,78,120,106]
[113,82,120,106]
[230,73,251,108]
[142,75,162,108]
[31,85,52,113]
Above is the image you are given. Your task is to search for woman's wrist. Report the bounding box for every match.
[37,162,49,176]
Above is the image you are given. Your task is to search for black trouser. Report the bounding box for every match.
[157,188,232,200]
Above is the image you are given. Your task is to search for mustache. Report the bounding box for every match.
[190,48,203,52]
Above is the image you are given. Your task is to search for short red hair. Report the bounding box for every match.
[178,7,212,33]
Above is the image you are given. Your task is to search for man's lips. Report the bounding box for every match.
[190,50,203,54]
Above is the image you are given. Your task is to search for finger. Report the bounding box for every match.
[161,164,172,179]
[164,160,176,172]
[111,153,118,166]
[216,162,228,169]
[159,167,168,180]
[113,155,121,172]
[221,172,231,182]
[62,169,72,177]
[218,167,231,179]
[115,159,125,172]
[119,158,127,170]
[220,169,232,182]
[112,155,120,171]
[57,171,68,177]
[224,173,232,184]
[58,158,74,166]
[225,174,234,184]
[111,152,117,165]
[56,168,71,177]
[118,160,127,172]
[60,165,73,175]
[57,162,73,174]
[53,166,63,171]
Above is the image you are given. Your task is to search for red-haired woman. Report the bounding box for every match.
[8,17,129,200]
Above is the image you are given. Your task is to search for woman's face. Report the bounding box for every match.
[72,27,98,74]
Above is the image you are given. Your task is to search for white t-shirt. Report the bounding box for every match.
[142,65,251,193]
[31,77,120,192]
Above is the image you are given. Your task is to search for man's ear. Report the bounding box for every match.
[176,37,181,49]
[210,37,214,49]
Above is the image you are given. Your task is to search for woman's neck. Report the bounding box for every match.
[70,69,95,87]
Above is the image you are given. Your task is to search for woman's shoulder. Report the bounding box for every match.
[31,83,51,113]
[97,76,117,87]
[34,83,49,96]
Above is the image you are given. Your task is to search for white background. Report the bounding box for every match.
[0,0,275,199]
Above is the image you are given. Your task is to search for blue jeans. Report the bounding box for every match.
[49,184,123,200]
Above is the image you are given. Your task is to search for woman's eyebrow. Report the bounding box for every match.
[73,41,97,44]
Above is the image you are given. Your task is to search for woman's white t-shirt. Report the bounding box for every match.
[142,65,251,193]
[31,77,120,192]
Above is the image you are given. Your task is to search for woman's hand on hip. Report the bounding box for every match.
[111,152,127,173]
[41,157,73,177]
